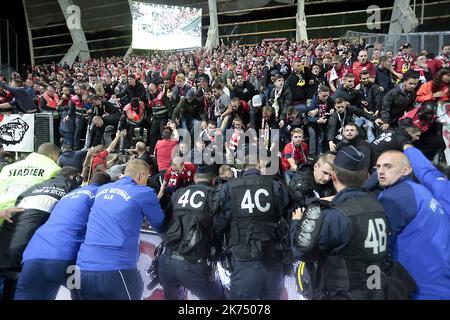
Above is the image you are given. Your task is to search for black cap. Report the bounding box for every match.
[186,89,195,99]
[270,69,280,76]
[334,146,366,171]
[402,43,411,49]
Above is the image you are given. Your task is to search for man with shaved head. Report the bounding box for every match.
[376,151,450,299]
[76,159,165,300]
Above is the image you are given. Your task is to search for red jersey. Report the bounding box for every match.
[281,141,308,172]
[155,139,179,171]
[163,163,197,189]
[327,66,352,91]
[392,54,415,74]
[352,61,376,85]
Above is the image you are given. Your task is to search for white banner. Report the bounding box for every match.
[0,114,34,152]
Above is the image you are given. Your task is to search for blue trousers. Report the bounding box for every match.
[230,260,284,300]
[158,251,224,300]
[15,259,79,300]
[78,268,143,300]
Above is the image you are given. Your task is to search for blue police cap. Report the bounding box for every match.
[334,146,366,171]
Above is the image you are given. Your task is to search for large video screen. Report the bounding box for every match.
[131,2,202,50]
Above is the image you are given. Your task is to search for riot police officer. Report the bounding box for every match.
[290,146,415,300]
[289,153,336,207]
[216,159,290,300]
[158,172,224,300]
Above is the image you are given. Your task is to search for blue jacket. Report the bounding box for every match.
[404,146,450,216]
[76,177,165,271]
[23,184,100,262]
[379,176,450,299]
[57,150,88,173]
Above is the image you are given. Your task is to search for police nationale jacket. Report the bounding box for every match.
[76,176,165,271]
[404,146,450,216]
[0,174,79,272]
[23,183,101,262]
[378,176,450,299]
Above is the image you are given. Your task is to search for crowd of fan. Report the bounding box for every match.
[0,38,449,188]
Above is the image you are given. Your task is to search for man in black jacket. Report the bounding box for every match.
[0,167,81,300]
[335,123,376,172]
[286,59,311,112]
[327,97,383,152]
[288,153,336,207]
[380,70,419,130]
[231,74,257,102]
[116,73,147,106]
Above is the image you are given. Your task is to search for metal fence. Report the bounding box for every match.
[343,30,450,56]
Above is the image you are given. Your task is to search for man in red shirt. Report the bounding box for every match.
[157,157,197,199]
[352,49,376,86]
[154,123,179,172]
[327,55,352,93]
[281,128,308,185]
[392,43,415,75]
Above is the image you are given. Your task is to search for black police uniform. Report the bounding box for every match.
[288,163,335,207]
[216,168,291,300]
[290,147,414,300]
[159,182,224,300]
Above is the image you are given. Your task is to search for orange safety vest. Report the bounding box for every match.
[42,92,60,110]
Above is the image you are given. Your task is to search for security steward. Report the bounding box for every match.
[216,158,291,300]
[14,172,111,300]
[76,159,165,300]
[158,172,224,300]
[290,146,415,300]
[0,166,82,300]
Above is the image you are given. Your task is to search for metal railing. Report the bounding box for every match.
[343,30,450,55]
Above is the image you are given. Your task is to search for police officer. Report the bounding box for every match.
[158,172,224,300]
[76,159,165,300]
[14,172,111,300]
[216,158,290,300]
[291,146,415,300]
[0,166,82,300]
[289,153,336,207]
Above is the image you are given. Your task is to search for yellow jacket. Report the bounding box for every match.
[0,153,60,222]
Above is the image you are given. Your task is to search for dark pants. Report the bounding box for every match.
[149,117,168,155]
[59,129,74,147]
[78,268,143,300]
[230,260,284,300]
[0,273,19,300]
[158,251,224,300]
[414,122,445,160]
[15,259,79,300]
[74,115,85,150]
